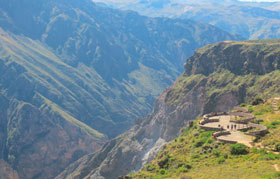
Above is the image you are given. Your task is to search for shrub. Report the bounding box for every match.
[251,147,259,153]
[213,150,220,157]
[159,169,166,175]
[223,153,228,159]
[275,144,280,152]
[255,118,264,124]
[271,121,280,126]
[158,157,169,169]
[178,167,189,173]
[230,144,249,155]
[259,149,268,155]
[184,164,192,169]
[200,131,214,138]
[195,141,204,147]
[146,165,155,171]
[267,121,280,129]
[218,157,225,164]
[260,152,280,160]
[191,154,200,159]
[207,139,213,144]
[254,112,263,116]
[274,172,280,177]
[253,136,261,143]
[248,107,254,113]
[176,163,192,170]
[252,97,264,105]
[240,103,246,107]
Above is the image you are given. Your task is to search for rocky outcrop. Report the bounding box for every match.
[0,160,19,179]
[58,39,280,179]
[184,40,280,76]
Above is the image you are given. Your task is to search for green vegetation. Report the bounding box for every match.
[167,39,280,106]
[230,144,249,155]
[252,97,265,106]
[166,69,280,107]
[131,101,280,179]
[165,74,205,105]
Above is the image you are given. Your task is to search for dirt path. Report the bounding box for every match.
[273,164,279,172]
[272,98,280,112]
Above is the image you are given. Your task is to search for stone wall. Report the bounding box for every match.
[229,112,255,123]
[214,131,230,137]
[217,138,237,144]
[246,123,268,136]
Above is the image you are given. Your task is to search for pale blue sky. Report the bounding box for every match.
[239,0,280,1]
[92,0,280,4]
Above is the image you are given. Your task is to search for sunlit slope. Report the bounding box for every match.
[0,29,108,178]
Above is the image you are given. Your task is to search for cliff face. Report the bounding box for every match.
[57,39,280,178]
[184,40,280,76]
[0,29,107,179]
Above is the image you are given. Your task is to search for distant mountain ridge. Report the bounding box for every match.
[94,0,280,39]
[0,0,240,178]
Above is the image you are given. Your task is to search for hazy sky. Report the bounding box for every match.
[94,0,280,2]
[239,0,280,1]
[92,0,280,4]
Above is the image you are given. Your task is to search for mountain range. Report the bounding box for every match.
[0,0,241,178]
[94,0,280,39]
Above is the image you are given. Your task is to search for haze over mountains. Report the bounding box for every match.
[0,0,241,178]
[94,0,280,39]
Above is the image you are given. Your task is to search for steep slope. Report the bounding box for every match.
[94,0,280,39]
[0,0,240,138]
[133,102,280,179]
[57,39,280,179]
[0,29,107,178]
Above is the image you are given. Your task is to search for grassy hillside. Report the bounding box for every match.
[166,69,280,108]
[132,101,280,179]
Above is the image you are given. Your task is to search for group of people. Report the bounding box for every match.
[218,124,237,131]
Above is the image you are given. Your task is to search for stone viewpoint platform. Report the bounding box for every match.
[198,107,268,147]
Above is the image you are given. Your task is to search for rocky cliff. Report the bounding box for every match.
[57,39,280,178]
[0,29,107,178]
